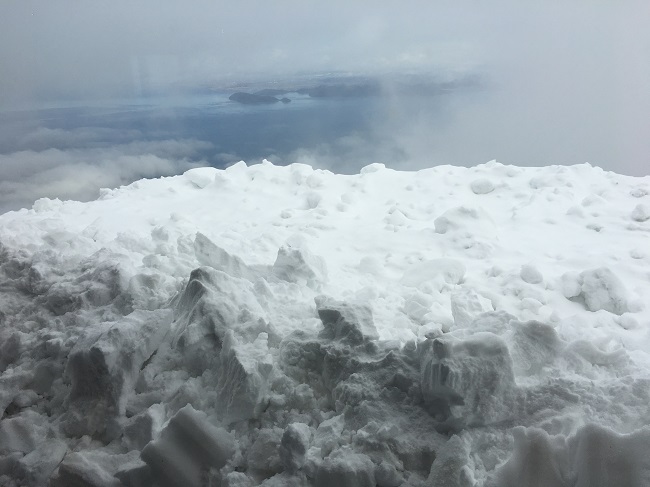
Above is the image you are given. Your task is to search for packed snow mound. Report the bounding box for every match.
[0,160,649,486]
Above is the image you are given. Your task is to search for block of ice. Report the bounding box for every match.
[315,296,379,345]
[171,265,268,374]
[51,450,141,487]
[13,439,67,487]
[122,404,166,451]
[64,309,172,436]
[0,411,50,454]
[419,333,516,426]
[141,404,235,487]
[215,331,274,423]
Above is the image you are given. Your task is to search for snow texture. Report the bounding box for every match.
[0,161,649,486]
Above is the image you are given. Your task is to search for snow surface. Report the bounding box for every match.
[0,160,649,486]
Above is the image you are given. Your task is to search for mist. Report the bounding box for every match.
[1,0,648,212]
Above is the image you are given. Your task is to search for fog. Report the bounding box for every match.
[1,0,648,211]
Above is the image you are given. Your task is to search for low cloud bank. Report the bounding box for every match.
[0,134,208,213]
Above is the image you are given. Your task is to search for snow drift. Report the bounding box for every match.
[0,160,649,486]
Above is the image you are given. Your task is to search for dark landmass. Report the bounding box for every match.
[229,92,280,105]
[226,74,484,106]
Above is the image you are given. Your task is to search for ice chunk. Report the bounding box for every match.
[141,404,235,487]
[314,449,375,487]
[401,258,466,287]
[313,414,345,457]
[316,296,379,345]
[171,265,268,374]
[419,333,516,427]
[14,439,67,487]
[470,178,495,194]
[215,331,274,423]
[64,309,172,436]
[520,264,544,284]
[403,291,435,324]
[272,243,327,289]
[279,422,312,472]
[122,404,166,451]
[0,411,50,454]
[51,450,140,487]
[631,203,650,222]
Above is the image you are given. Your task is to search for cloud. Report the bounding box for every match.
[0,136,208,213]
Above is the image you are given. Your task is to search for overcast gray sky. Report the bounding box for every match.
[1,1,646,100]
[0,0,648,212]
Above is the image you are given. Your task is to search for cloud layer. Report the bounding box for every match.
[0,134,207,213]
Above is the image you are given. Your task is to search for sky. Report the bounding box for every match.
[0,1,649,211]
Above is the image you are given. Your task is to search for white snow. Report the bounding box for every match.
[0,160,649,486]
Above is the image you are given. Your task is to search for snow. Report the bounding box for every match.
[0,160,649,486]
